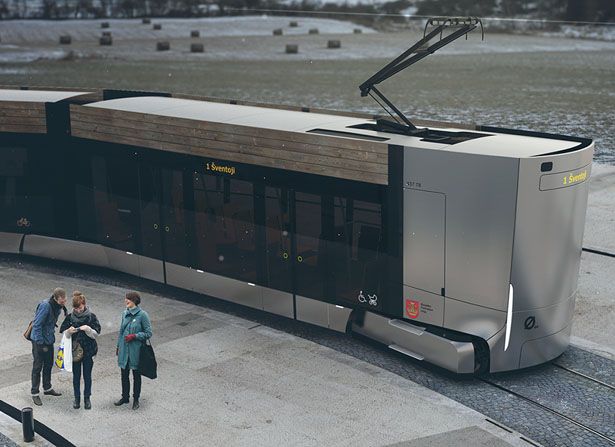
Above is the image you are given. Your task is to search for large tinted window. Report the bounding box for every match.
[329,197,385,309]
[162,167,190,266]
[91,154,139,252]
[294,192,325,299]
[193,172,257,282]
[264,186,292,292]
[0,143,55,235]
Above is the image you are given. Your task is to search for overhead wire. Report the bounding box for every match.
[226,8,615,27]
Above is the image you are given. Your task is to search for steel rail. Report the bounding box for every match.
[480,378,615,445]
[551,363,615,391]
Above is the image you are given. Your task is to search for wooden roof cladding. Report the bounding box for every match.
[0,89,101,134]
[0,101,47,134]
[70,103,390,185]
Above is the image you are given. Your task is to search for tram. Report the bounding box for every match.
[0,19,593,374]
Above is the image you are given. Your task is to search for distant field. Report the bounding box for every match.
[1,17,614,163]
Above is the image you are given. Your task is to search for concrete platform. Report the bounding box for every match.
[0,264,530,447]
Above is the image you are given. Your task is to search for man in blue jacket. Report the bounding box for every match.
[30,288,67,406]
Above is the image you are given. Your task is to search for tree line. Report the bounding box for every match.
[0,0,612,23]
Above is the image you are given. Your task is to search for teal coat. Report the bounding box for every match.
[117,306,152,370]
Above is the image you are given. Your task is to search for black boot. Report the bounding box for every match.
[114,397,129,406]
[73,397,80,409]
[132,399,140,410]
[84,397,91,410]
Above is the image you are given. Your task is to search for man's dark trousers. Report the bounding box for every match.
[31,343,54,395]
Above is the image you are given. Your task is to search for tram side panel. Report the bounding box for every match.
[489,143,593,372]
[402,146,518,341]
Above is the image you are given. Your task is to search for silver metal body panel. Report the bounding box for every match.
[0,232,22,254]
[165,262,262,310]
[104,247,140,277]
[403,189,445,295]
[488,292,576,372]
[403,148,518,312]
[138,255,165,283]
[403,286,444,326]
[262,287,294,319]
[493,144,594,372]
[511,150,593,312]
[519,325,571,369]
[443,297,506,340]
[296,295,328,328]
[295,295,352,333]
[22,235,108,267]
[352,311,475,373]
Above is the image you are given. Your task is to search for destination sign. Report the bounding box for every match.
[539,165,590,191]
[206,161,236,176]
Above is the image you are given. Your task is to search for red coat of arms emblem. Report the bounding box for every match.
[405,299,420,319]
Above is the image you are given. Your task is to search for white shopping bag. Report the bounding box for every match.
[54,332,73,373]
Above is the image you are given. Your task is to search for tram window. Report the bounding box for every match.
[0,144,55,235]
[91,155,139,252]
[295,192,325,300]
[193,173,257,283]
[162,168,190,266]
[330,197,383,306]
[264,187,292,293]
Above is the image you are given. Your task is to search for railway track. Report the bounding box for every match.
[480,362,615,447]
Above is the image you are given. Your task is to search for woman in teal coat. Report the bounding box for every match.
[114,291,152,410]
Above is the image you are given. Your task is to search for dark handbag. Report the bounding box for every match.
[23,321,34,341]
[72,340,84,363]
[138,339,157,380]
[24,303,41,341]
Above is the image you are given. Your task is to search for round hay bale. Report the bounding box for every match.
[102,31,112,37]
[142,18,151,24]
[285,44,298,54]
[59,35,72,45]
[327,39,341,49]
[190,43,204,53]
[353,28,362,34]
[99,35,112,46]
[153,23,162,30]
[101,22,110,29]
[157,41,170,51]
[191,30,200,38]
[289,21,298,27]
[308,28,319,35]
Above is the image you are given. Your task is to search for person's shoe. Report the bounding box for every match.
[73,397,80,409]
[84,397,91,410]
[114,397,129,406]
[32,395,42,406]
[43,389,62,397]
[132,399,140,410]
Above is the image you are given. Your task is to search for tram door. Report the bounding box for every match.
[264,187,327,317]
[264,186,293,295]
[137,163,164,282]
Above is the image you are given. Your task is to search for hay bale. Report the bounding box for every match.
[289,21,298,27]
[327,39,341,49]
[308,28,319,35]
[285,44,298,54]
[142,18,151,24]
[353,28,362,34]
[190,43,204,53]
[59,35,72,45]
[153,23,162,30]
[157,41,170,51]
[102,31,112,37]
[191,30,200,38]
[99,35,112,46]
[101,22,110,29]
